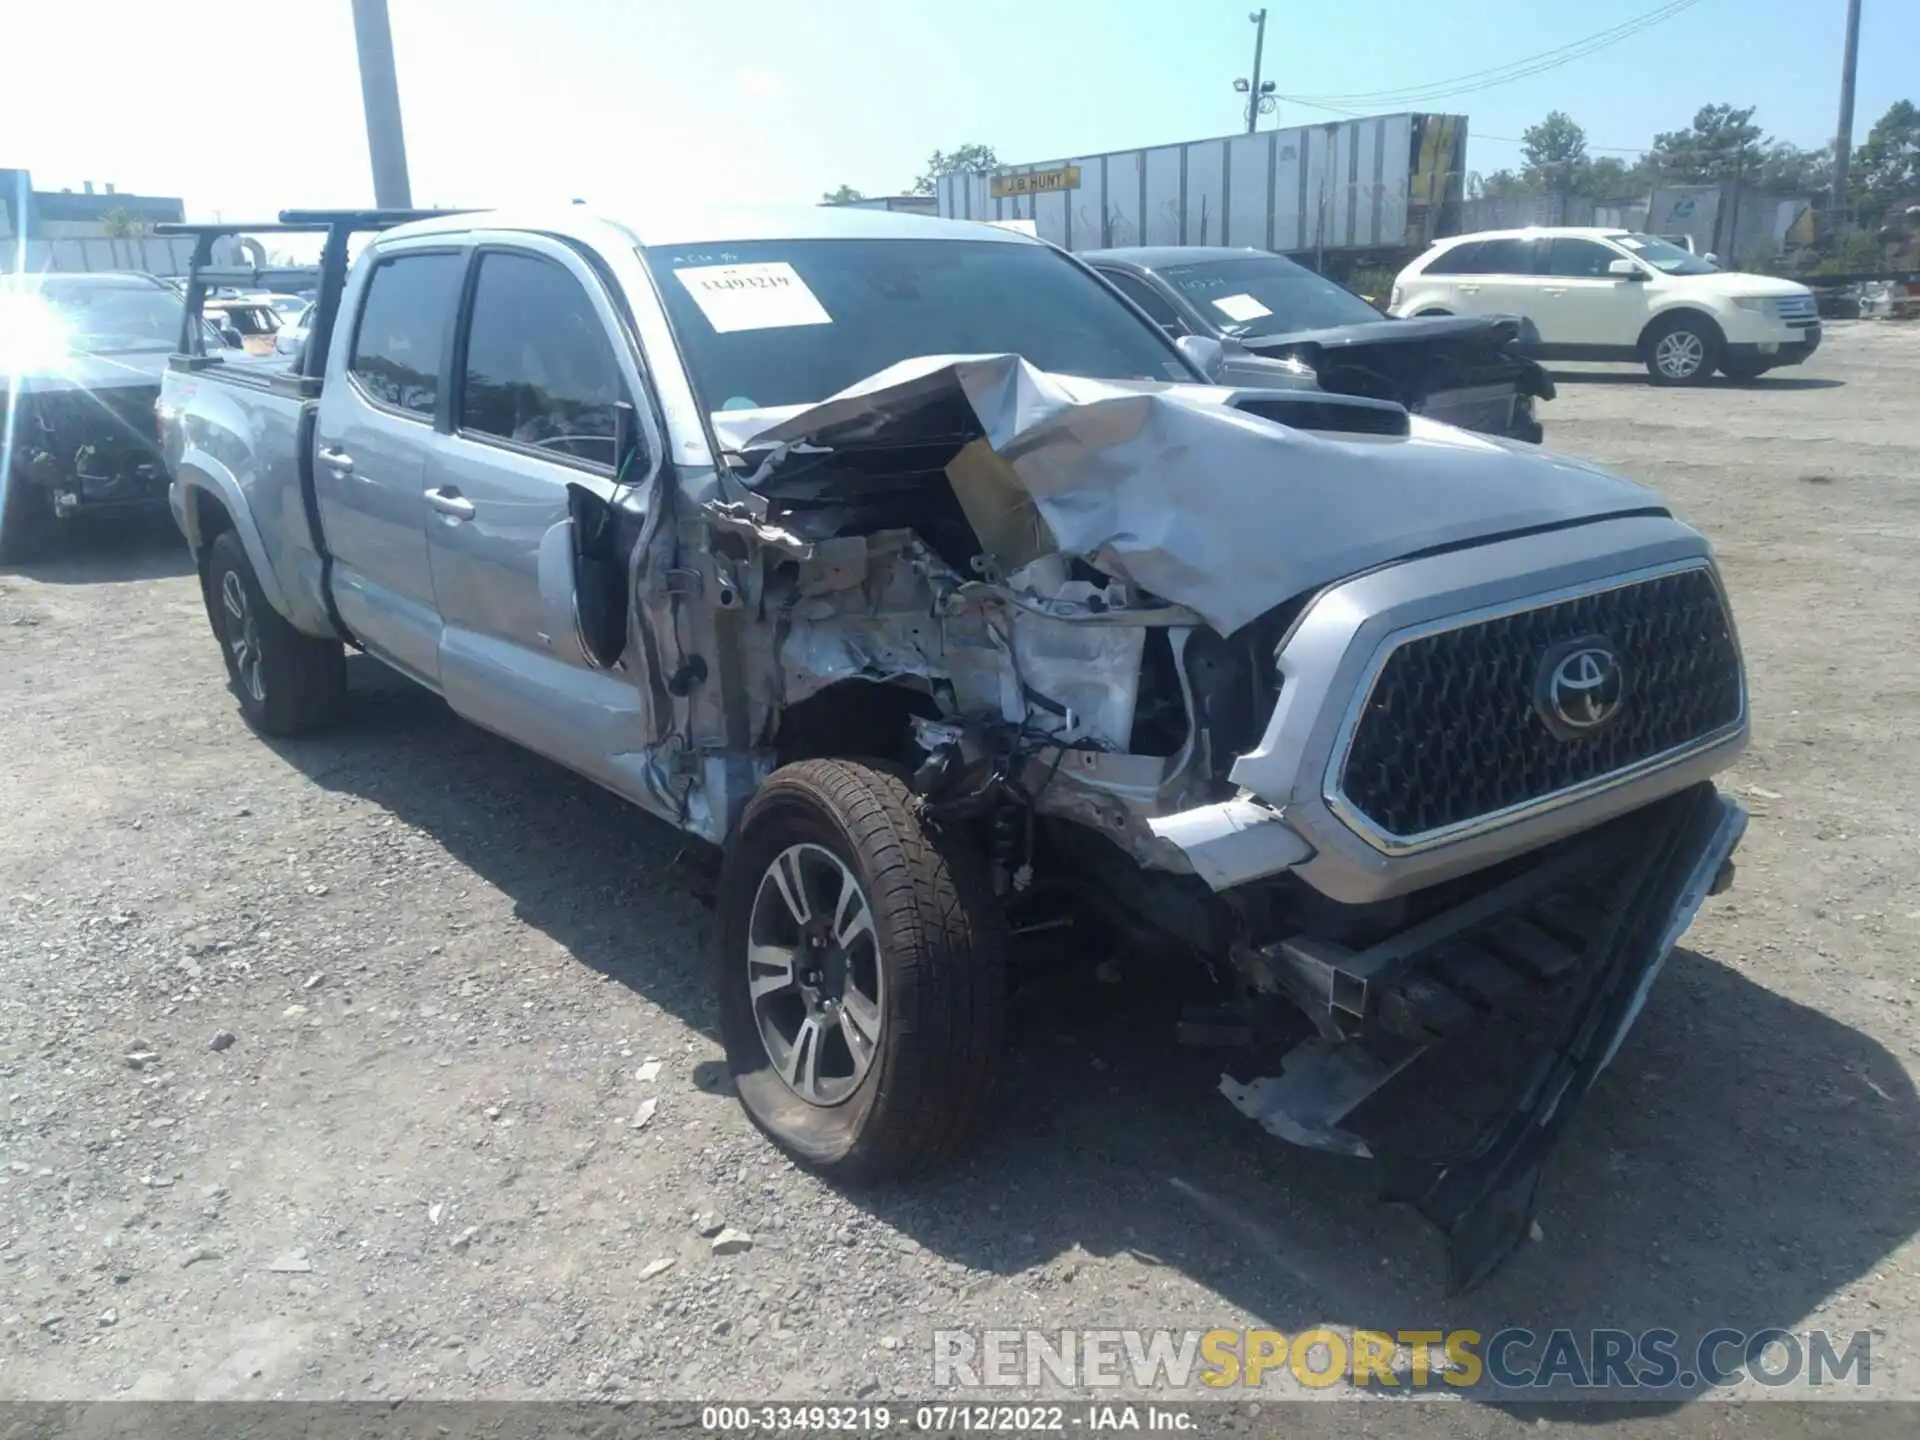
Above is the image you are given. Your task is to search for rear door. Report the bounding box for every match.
[423,236,665,786]
[1442,236,1543,322]
[312,245,466,686]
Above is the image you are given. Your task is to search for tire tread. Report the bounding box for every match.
[722,758,1005,1181]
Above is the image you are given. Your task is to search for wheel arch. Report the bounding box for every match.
[770,679,942,771]
[1637,305,1726,356]
[173,458,294,620]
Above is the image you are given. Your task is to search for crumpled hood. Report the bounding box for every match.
[1238,312,1522,355]
[1237,312,1555,405]
[735,354,1663,637]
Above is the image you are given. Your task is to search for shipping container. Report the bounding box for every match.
[936,113,1466,261]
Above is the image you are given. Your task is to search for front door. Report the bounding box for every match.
[1535,236,1648,348]
[311,247,465,686]
[423,240,663,791]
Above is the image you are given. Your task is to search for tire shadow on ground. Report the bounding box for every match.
[274,660,1920,1411]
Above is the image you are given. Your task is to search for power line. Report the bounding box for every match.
[1282,0,1710,108]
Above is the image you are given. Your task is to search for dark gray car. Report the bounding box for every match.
[1086,246,1552,442]
[0,271,234,561]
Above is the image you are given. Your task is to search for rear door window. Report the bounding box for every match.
[1422,242,1483,275]
[348,253,464,418]
[1465,238,1539,276]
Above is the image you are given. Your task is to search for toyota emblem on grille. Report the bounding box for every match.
[1533,636,1627,740]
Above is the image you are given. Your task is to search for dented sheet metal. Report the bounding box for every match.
[738,354,1662,637]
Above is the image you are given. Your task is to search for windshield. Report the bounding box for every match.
[1617,233,1719,276]
[0,278,184,356]
[1156,255,1383,337]
[644,237,1190,414]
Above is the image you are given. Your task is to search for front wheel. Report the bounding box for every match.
[1643,315,1722,386]
[203,529,346,736]
[716,759,1006,1181]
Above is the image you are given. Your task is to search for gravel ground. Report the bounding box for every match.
[3,324,1918,1424]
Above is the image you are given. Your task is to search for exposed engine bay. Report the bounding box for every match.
[3,380,169,519]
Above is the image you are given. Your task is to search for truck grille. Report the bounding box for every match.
[1334,567,1743,846]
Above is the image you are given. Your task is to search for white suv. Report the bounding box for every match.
[1389,227,1821,385]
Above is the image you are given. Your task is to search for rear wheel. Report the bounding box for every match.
[203,529,346,735]
[716,759,1005,1181]
[1643,314,1722,385]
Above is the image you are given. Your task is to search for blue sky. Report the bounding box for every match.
[4,0,1914,219]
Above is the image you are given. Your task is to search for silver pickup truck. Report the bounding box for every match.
[156,205,1749,1290]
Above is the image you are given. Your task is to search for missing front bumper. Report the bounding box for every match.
[1220,783,1747,1291]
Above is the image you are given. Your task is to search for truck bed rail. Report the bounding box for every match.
[155,209,470,387]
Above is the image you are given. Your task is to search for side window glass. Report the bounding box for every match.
[1470,238,1538,276]
[1544,239,1623,278]
[459,251,633,469]
[348,253,463,417]
[1102,270,1185,331]
[1423,242,1481,275]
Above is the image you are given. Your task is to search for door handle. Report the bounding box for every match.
[425,486,476,521]
[1457,285,1480,295]
[1542,287,1568,296]
[317,446,354,474]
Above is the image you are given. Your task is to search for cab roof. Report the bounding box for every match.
[1434,226,1634,246]
[378,202,1038,251]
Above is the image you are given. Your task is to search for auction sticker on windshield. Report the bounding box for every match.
[1210,293,1273,323]
[674,262,832,334]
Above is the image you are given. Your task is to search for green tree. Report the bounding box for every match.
[1754,140,1829,195]
[819,183,865,204]
[1586,154,1660,197]
[1521,111,1589,194]
[910,143,999,196]
[1473,169,1538,200]
[1648,103,1766,183]
[1852,100,1920,220]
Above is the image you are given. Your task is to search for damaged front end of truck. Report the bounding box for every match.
[626,353,1747,1290]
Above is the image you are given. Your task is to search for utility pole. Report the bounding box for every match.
[1831,0,1863,224]
[1235,10,1277,134]
[351,0,413,209]
[1246,10,1267,135]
